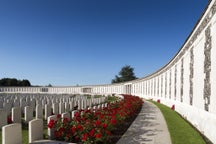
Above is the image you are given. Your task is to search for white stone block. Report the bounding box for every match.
[65,102,69,112]
[13,99,20,107]
[69,101,74,111]
[30,100,36,110]
[0,109,7,128]
[52,103,59,115]
[71,110,78,118]
[0,100,3,108]
[59,103,65,114]
[4,102,12,115]
[12,107,22,123]
[36,105,43,119]
[47,115,57,140]
[2,123,22,144]
[29,119,43,143]
[45,104,51,120]
[61,112,70,120]
[25,106,33,122]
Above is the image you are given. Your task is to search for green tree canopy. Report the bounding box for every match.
[0,78,31,86]
[112,65,138,83]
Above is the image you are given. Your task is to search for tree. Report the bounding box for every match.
[0,78,31,86]
[112,65,138,83]
[21,79,31,86]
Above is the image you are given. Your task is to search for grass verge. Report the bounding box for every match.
[150,100,208,144]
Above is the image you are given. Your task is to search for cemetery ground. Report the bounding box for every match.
[0,95,212,144]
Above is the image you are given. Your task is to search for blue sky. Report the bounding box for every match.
[0,0,208,86]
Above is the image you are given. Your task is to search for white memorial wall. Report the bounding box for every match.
[1,0,216,143]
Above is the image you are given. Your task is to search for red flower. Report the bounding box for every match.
[103,123,108,129]
[63,118,68,123]
[71,126,76,134]
[48,119,55,129]
[95,120,101,126]
[57,114,61,119]
[110,118,117,125]
[75,111,80,117]
[77,124,83,131]
[82,133,88,141]
[95,133,102,139]
[89,129,95,137]
[106,130,111,136]
[171,105,175,110]
[7,116,12,124]
[100,114,104,119]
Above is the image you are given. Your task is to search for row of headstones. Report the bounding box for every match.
[0,94,75,109]
[0,93,104,105]
[1,103,108,144]
[0,94,106,115]
[0,93,106,116]
[0,97,106,129]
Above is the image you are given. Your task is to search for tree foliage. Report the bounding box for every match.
[112,65,137,83]
[0,78,31,86]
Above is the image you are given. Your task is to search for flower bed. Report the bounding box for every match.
[48,95,143,144]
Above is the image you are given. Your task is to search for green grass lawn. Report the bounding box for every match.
[150,101,207,144]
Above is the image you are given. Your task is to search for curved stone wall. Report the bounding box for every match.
[1,0,216,143]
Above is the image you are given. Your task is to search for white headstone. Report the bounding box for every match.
[45,104,51,120]
[71,110,78,118]
[29,119,43,143]
[36,105,43,119]
[4,102,12,115]
[69,100,74,111]
[42,100,46,109]
[30,99,36,110]
[13,99,20,107]
[47,115,57,140]
[12,107,22,123]
[59,103,65,114]
[0,109,7,128]
[65,102,69,112]
[2,123,22,144]
[52,103,59,115]
[61,112,70,120]
[0,100,3,108]
[25,106,33,122]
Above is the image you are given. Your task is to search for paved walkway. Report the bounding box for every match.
[116,101,172,144]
